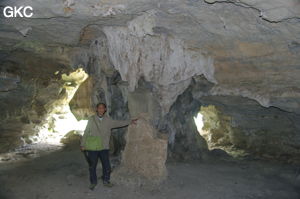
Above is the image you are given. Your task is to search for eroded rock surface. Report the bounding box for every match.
[112,113,168,185]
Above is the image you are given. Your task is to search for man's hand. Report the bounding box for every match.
[131,118,138,125]
[80,146,85,151]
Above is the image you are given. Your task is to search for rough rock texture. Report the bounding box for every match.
[199,96,300,162]
[0,65,88,152]
[186,77,300,162]
[103,11,216,113]
[204,0,300,22]
[69,77,94,120]
[60,130,81,145]
[2,0,299,114]
[112,113,168,185]
[157,82,209,161]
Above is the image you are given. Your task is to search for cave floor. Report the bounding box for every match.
[0,145,299,199]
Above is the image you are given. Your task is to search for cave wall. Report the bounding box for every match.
[0,45,74,152]
[157,83,209,161]
[186,77,300,163]
[198,95,300,163]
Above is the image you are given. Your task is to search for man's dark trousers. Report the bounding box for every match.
[87,149,111,184]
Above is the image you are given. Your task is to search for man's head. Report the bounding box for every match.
[96,103,107,116]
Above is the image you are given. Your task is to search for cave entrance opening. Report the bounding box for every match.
[29,68,89,147]
[194,111,204,136]
[194,105,231,152]
[194,105,247,157]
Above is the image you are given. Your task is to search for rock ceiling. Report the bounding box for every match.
[0,0,300,114]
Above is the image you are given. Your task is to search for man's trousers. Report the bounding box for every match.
[86,149,111,184]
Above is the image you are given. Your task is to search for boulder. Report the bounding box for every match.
[112,113,168,186]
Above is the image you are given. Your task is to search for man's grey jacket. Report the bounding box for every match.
[81,114,130,150]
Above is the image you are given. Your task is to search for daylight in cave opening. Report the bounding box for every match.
[194,111,204,135]
[35,107,88,146]
[194,105,228,152]
[27,68,89,146]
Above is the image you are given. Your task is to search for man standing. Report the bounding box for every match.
[80,103,137,190]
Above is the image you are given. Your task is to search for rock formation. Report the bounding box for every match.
[112,114,168,185]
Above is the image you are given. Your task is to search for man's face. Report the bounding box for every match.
[97,105,106,116]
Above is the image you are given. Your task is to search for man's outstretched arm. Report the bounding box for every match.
[110,118,138,129]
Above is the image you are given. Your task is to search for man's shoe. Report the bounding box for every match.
[89,183,97,190]
[103,181,114,187]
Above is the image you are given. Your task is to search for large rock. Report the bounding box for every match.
[112,113,168,185]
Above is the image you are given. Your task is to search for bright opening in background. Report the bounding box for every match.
[36,106,88,146]
[1,68,91,162]
[194,112,204,134]
[27,68,89,146]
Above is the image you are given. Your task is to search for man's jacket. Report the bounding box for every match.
[81,114,130,150]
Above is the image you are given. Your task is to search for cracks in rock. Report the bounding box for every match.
[183,9,220,36]
[25,16,71,20]
[267,105,300,133]
[204,0,300,23]
[269,105,300,117]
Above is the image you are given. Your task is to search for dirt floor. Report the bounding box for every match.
[0,144,299,199]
